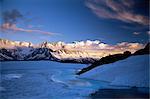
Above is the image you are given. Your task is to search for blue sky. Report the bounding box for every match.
[0,0,149,44]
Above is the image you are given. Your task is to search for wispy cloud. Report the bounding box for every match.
[1,23,59,36]
[121,25,149,31]
[133,32,140,35]
[132,31,150,36]
[1,9,60,36]
[86,0,149,25]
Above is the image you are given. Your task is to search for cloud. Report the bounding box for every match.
[121,0,134,8]
[86,0,149,25]
[1,9,60,36]
[2,9,23,26]
[1,23,59,36]
[147,31,150,35]
[132,31,150,36]
[133,32,140,35]
[121,25,148,31]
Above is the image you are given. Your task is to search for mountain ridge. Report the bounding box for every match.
[0,39,146,64]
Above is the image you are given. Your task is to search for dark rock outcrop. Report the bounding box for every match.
[24,48,53,60]
[0,47,54,61]
[76,51,132,75]
[0,48,17,61]
[133,43,149,55]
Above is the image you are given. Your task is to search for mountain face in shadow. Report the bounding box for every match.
[24,48,53,60]
[0,48,17,61]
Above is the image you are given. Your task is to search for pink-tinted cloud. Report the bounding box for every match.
[121,0,134,8]
[1,9,60,36]
[1,23,59,36]
[86,0,149,25]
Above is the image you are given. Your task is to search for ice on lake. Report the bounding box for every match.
[1,61,109,99]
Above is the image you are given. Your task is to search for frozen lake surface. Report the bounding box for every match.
[1,59,149,99]
[1,61,110,99]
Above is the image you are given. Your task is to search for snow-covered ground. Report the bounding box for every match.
[80,55,149,88]
[1,61,110,99]
[1,55,149,99]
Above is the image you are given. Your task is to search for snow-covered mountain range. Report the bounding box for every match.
[0,39,144,63]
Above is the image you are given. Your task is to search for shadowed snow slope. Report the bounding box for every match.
[80,55,149,87]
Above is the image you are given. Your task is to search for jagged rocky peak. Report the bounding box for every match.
[39,41,65,51]
[41,41,48,48]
